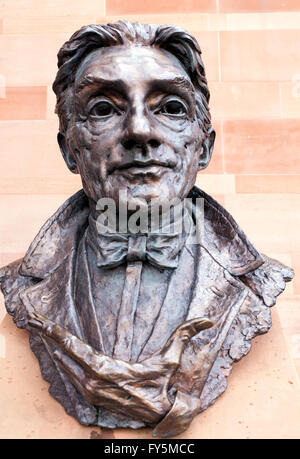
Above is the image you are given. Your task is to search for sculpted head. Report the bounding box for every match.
[53,21,215,207]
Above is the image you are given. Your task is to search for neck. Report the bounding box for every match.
[87,196,192,238]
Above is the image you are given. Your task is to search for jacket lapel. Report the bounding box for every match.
[188,187,264,275]
[19,251,83,339]
[19,190,90,337]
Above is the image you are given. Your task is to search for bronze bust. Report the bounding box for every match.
[0,21,293,438]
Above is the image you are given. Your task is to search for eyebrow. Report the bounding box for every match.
[75,75,127,94]
[151,76,194,92]
[76,74,194,94]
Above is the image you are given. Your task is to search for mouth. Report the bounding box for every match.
[110,161,173,178]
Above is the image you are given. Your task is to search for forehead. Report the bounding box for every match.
[75,45,191,87]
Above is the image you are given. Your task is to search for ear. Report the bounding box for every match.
[198,129,216,171]
[57,132,79,174]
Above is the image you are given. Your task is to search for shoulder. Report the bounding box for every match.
[0,258,35,328]
[0,190,89,327]
[239,255,294,307]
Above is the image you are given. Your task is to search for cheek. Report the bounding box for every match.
[173,124,202,165]
[183,122,202,148]
[169,125,202,195]
[69,122,113,166]
[69,122,93,157]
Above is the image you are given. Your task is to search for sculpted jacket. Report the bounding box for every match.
[0,187,293,432]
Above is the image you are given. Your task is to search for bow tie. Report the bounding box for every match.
[86,215,192,270]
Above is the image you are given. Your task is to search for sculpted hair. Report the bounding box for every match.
[53,21,213,141]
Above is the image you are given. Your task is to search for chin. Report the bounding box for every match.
[128,185,183,206]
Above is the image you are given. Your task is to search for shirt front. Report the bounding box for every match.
[75,230,197,362]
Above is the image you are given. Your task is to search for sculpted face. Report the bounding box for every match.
[61,45,208,207]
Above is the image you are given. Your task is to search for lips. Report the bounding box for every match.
[109,160,174,177]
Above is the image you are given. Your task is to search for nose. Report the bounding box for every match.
[121,105,161,152]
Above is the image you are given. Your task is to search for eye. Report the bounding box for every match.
[89,100,117,118]
[160,99,187,117]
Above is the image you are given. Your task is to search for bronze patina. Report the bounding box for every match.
[0,21,293,437]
